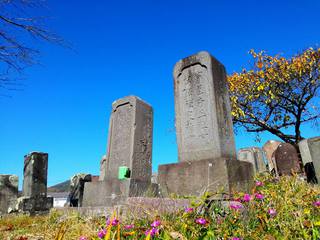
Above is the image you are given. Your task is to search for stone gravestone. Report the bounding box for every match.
[299,137,320,184]
[262,140,281,174]
[83,96,153,207]
[99,155,107,181]
[158,51,253,197]
[69,173,92,207]
[0,175,18,214]
[274,143,301,176]
[17,152,53,213]
[238,147,268,174]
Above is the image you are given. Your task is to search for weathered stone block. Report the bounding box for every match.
[99,155,107,181]
[274,143,301,176]
[158,158,253,197]
[83,96,153,207]
[238,147,268,174]
[69,173,92,207]
[174,51,236,162]
[23,152,48,198]
[0,175,18,214]
[299,137,320,183]
[16,196,53,213]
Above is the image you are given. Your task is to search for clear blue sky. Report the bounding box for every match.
[1,0,319,188]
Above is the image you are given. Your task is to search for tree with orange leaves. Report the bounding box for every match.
[228,48,320,144]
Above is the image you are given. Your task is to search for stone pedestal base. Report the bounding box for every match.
[158,158,253,197]
[16,196,53,214]
[82,178,151,207]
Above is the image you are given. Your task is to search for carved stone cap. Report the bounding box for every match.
[111,95,152,112]
[173,51,225,80]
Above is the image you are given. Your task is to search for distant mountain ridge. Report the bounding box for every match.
[48,180,70,192]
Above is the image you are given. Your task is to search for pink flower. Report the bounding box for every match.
[243,194,251,202]
[124,224,134,230]
[185,207,194,213]
[268,208,277,217]
[230,202,243,210]
[255,193,264,200]
[313,201,320,207]
[195,218,208,225]
[255,181,263,187]
[151,220,161,228]
[79,237,87,240]
[231,238,241,240]
[145,227,158,237]
[97,229,106,239]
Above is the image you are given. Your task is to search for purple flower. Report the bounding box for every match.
[231,238,241,240]
[79,237,87,240]
[195,218,207,225]
[145,227,158,237]
[230,202,243,210]
[268,208,277,217]
[255,181,263,187]
[97,229,106,239]
[151,220,161,228]
[124,224,134,230]
[243,194,251,202]
[185,207,194,213]
[106,218,119,226]
[313,201,320,207]
[255,193,264,200]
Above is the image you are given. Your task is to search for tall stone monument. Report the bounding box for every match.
[299,137,320,184]
[0,175,18,214]
[238,147,268,174]
[18,152,53,213]
[83,96,153,206]
[158,51,253,197]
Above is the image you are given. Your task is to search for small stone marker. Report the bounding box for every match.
[158,51,253,197]
[18,152,53,213]
[274,143,301,176]
[299,137,320,183]
[83,96,153,207]
[238,147,268,174]
[0,175,18,214]
[69,173,92,207]
[262,140,282,173]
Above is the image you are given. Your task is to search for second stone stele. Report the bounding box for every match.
[82,96,153,207]
[158,51,253,197]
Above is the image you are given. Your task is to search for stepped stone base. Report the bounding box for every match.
[15,196,53,214]
[158,158,253,197]
[82,178,151,207]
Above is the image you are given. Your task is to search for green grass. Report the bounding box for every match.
[1,174,319,240]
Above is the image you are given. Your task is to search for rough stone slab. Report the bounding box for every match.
[262,140,281,173]
[274,143,301,176]
[158,158,253,197]
[23,152,48,198]
[238,147,268,174]
[69,173,92,207]
[299,137,320,183]
[0,175,18,214]
[16,196,53,214]
[174,51,236,162]
[126,197,190,215]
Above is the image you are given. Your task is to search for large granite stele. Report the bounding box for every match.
[158,51,253,197]
[83,96,153,207]
[0,175,18,214]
